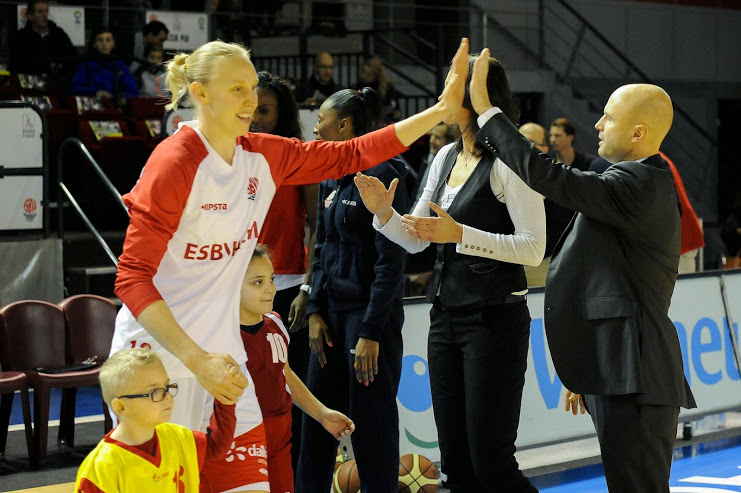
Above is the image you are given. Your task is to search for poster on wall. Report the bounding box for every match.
[145,11,208,51]
[0,107,43,169]
[0,176,43,231]
[16,5,85,47]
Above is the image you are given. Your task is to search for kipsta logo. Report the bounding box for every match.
[246,177,259,200]
[23,198,37,222]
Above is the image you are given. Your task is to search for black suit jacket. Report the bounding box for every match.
[478,113,695,409]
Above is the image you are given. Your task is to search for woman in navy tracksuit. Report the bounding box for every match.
[295,88,410,493]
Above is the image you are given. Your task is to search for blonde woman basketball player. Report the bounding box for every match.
[110,39,471,491]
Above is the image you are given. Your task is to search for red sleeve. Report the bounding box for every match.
[114,128,207,317]
[661,152,705,253]
[193,431,207,470]
[194,401,237,469]
[77,478,106,493]
[241,124,407,188]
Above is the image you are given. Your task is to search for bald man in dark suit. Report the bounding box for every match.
[470,51,696,492]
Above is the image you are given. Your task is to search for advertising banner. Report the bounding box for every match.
[0,106,43,169]
[0,176,43,231]
[397,272,741,459]
[145,11,209,51]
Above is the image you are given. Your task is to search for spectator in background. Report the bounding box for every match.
[550,117,594,171]
[519,122,549,154]
[130,20,169,88]
[518,122,570,288]
[71,27,138,106]
[132,45,166,98]
[133,20,169,61]
[9,1,78,89]
[590,152,705,273]
[351,56,402,123]
[294,52,340,106]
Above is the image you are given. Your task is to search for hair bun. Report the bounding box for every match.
[171,53,188,68]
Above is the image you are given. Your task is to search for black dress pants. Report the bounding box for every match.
[584,394,679,493]
[295,302,404,493]
[428,300,538,493]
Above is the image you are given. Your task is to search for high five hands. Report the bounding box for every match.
[470,47,494,116]
[437,37,470,121]
[353,171,464,244]
[355,42,496,237]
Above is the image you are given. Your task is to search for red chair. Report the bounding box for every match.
[98,135,149,192]
[66,95,116,115]
[78,118,131,146]
[0,315,34,465]
[133,118,165,152]
[44,108,76,155]
[0,301,103,466]
[58,295,117,440]
[127,97,166,120]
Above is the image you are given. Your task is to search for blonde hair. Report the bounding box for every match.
[99,348,160,406]
[165,40,251,111]
[363,56,389,98]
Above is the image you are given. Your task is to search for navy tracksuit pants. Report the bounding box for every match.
[295,301,403,493]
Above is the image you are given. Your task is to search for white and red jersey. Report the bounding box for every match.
[111,121,405,378]
[241,312,292,417]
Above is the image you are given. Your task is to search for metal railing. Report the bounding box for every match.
[477,1,714,143]
[250,27,443,120]
[474,0,720,216]
[57,138,127,267]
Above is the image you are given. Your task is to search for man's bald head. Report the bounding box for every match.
[595,84,673,163]
[519,122,549,153]
[314,52,335,84]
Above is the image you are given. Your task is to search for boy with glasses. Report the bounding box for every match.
[74,348,236,492]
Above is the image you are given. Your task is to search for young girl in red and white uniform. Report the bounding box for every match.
[110,39,471,492]
[203,245,354,492]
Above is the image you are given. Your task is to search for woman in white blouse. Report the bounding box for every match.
[355,53,545,493]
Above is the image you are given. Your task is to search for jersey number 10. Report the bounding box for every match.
[266,333,288,364]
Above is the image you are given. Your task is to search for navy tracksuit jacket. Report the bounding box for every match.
[296,156,410,493]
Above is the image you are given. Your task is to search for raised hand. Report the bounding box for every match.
[470,47,494,116]
[354,173,398,225]
[437,38,470,120]
[392,38,470,147]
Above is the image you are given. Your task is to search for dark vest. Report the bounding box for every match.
[426,148,527,308]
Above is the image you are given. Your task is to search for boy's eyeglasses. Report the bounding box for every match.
[118,383,178,402]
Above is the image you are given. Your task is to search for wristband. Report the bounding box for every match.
[300,284,312,294]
